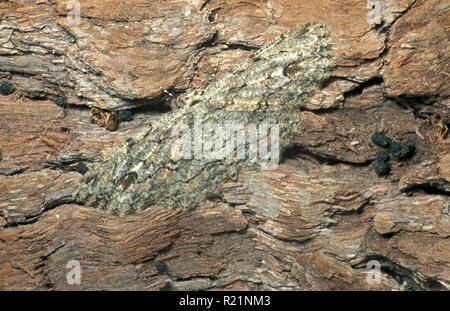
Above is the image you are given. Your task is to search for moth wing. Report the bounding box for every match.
[73,108,189,213]
[202,22,332,111]
[74,23,333,214]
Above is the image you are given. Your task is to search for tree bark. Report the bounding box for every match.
[0,0,448,290]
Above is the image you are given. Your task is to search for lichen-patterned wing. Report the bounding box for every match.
[200,22,332,111]
[73,22,332,214]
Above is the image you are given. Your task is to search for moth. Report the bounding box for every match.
[73,22,333,214]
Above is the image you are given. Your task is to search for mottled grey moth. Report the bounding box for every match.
[73,22,333,214]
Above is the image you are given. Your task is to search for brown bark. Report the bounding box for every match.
[0,0,448,290]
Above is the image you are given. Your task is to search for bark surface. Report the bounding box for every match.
[0,0,448,290]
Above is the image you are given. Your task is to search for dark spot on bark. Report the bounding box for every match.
[118,110,133,122]
[374,160,390,176]
[156,261,169,275]
[376,150,390,162]
[121,172,137,191]
[54,96,67,108]
[75,162,88,175]
[371,132,392,148]
[0,81,15,95]
[390,139,415,160]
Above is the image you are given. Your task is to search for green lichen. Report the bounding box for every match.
[0,82,16,95]
[54,96,67,108]
[374,160,390,176]
[372,131,416,176]
[371,132,392,148]
[118,110,133,122]
[156,261,169,275]
[75,162,88,175]
[389,139,415,160]
[389,141,402,158]
[376,150,390,162]
[399,139,415,159]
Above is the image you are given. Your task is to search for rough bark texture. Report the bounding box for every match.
[0,0,449,290]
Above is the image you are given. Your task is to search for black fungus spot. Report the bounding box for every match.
[398,139,415,160]
[54,96,67,108]
[75,162,88,175]
[374,160,390,176]
[376,150,390,162]
[372,131,416,176]
[371,132,392,148]
[60,127,70,133]
[389,140,414,160]
[0,81,16,95]
[118,110,133,122]
[156,261,169,275]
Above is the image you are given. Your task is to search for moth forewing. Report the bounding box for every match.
[74,23,332,214]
